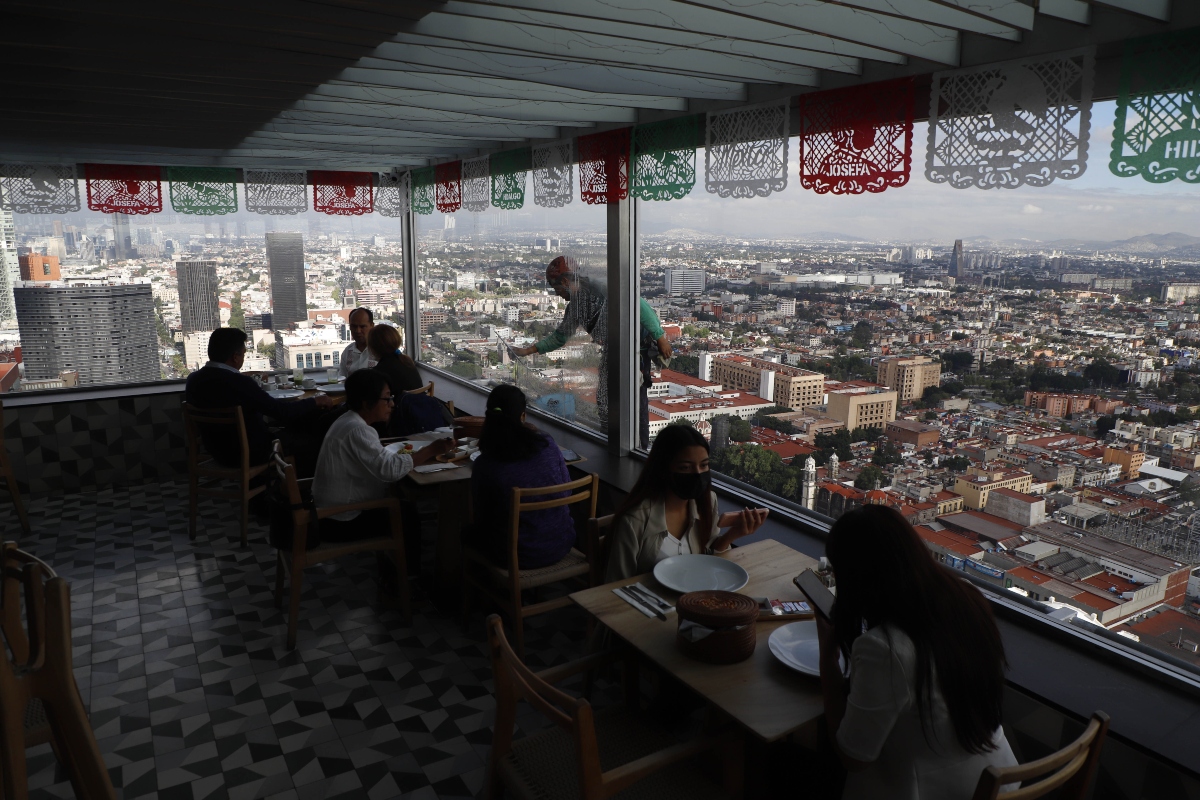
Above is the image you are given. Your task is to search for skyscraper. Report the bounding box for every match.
[111,213,134,261]
[664,268,706,296]
[266,231,306,327]
[15,282,159,385]
[176,260,221,333]
[949,239,964,278]
[0,209,17,327]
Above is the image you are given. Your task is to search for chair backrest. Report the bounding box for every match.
[586,515,614,585]
[505,473,600,572]
[392,391,453,436]
[268,440,313,551]
[181,402,252,471]
[0,546,116,800]
[408,381,435,397]
[972,712,1110,800]
[0,542,56,671]
[486,615,604,796]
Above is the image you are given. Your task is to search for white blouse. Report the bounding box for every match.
[837,625,1017,800]
[657,532,692,561]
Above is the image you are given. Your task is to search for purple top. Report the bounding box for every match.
[470,433,574,569]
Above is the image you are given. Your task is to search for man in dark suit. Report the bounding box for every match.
[185,328,335,471]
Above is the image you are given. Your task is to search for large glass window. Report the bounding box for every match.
[1,189,406,392]
[415,202,608,435]
[639,100,1200,669]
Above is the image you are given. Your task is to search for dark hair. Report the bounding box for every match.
[207,328,247,362]
[826,506,1007,755]
[366,324,416,368]
[345,368,389,413]
[349,307,374,324]
[478,385,549,462]
[613,425,714,548]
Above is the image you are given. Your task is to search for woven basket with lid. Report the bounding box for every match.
[676,590,758,664]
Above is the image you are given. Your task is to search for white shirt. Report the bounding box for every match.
[657,532,692,561]
[838,625,1017,800]
[312,411,413,521]
[338,342,377,378]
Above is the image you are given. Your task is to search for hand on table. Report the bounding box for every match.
[411,437,453,466]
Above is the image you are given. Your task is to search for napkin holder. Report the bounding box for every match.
[676,590,757,665]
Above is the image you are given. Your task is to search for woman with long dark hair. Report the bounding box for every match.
[817,505,1017,798]
[471,385,575,569]
[367,324,423,395]
[605,424,768,581]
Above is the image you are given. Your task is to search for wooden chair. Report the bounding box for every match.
[0,401,30,534]
[585,514,615,587]
[485,615,742,800]
[269,442,411,650]
[971,712,1109,800]
[408,380,454,417]
[462,473,600,657]
[181,402,269,547]
[0,543,116,799]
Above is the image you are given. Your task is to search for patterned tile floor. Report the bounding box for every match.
[5,481,607,800]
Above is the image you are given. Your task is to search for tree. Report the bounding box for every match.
[448,360,481,379]
[871,439,902,467]
[728,416,753,442]
[1083,357,1121,387]
[944,455,971,472]
[667,418,694,428]
[229,291,245,330]
[671,354,699,378]
[710,444,794,496]
[951,331,968,341]
[924,411,938,421]
[931,322,943,334]
[855,465,885,490]
[941,350,975,372]
[850,320,872,349]
[257,341,276,362]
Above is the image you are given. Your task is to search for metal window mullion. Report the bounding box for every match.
[606,194,638,455]
[401,209,420,357]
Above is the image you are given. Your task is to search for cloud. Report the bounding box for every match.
[1022,204,1043,215]
[1078,204,1115,212]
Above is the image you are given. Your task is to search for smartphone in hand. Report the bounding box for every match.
[793,569,836,623]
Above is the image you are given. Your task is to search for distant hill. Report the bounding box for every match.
[800,230,871,242]
[1116,232,1200,249]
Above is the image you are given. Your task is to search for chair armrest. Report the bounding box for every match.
[601,733,737,796]
[314,497,402,519]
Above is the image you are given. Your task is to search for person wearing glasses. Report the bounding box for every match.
[511,255,671,439]
[312,370,451,568]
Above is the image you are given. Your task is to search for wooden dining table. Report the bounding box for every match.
[571,538,825,743]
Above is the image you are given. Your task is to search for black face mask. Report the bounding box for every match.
[667,470,710,501]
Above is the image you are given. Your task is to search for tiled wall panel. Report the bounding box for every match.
[3,394,186,496]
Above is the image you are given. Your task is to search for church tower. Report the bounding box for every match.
[802,456,817,510]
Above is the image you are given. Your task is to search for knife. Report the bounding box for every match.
[629,583,672,612]
[617,587,666,620]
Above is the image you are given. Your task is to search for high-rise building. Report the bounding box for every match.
[827,384,897,430]
[664,268,706,296]
[111,214,134,261]
[18,254,61,282]
[14,282,159,386]
[176,260,221,333]
[877,355,942,403]
[0,209,17,327]
[266,231,307,327]
[949,239,964,278]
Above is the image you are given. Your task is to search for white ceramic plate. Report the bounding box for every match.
[469,450,481,462]
[768,621,845,677]
[315,383,346,393]
[652,554,749,594]
[266,389,305,399]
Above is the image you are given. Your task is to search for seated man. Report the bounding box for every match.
[339,307,378,378]
[313,370,451,577]
[185,327,334,469]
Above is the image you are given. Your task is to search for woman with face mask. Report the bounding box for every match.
[605,424,769,582]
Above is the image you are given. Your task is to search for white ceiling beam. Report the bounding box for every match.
[244,130,504,148]
[285,98,594,128]
[270,110,563,140]
[389,26,821,86]
[253,120,527,143]
[359,50,747,101]
[1039,0,1092,24]
[332,68,688,110]
[1089,0,1170,21]
[929,0,1036,29]
[674,0,961,64]
[303,85,639,124]
[821,0,1022,38]
[240,136,486,155]
[436,1,872,70]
